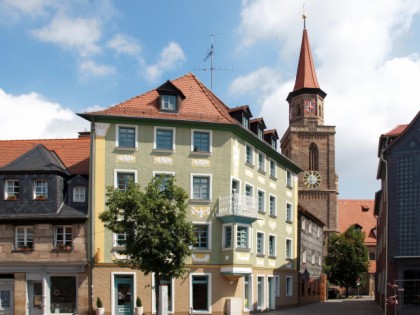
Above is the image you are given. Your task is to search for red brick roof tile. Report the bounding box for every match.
[383,124,408,137]
[84,73,237,125]
[0,136,90,175]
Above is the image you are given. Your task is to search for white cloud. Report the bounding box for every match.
[236,0,420,198]
[0,89,90,140]
[79,60,116,78]
[32,13,102,57]
[229,67,281,96]
[145,42,186,82]
[107,33,141,56]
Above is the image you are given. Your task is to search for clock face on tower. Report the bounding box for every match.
[304,99,317,113]
[303,171,322,188]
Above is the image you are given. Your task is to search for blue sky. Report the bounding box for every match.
[0,0,419,199]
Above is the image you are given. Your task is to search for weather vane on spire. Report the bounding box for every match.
[302,2,307,29]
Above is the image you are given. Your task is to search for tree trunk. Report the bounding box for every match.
[155,273,161,314]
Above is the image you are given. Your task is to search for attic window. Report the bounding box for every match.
[161,95,177,111]
[243,116,249,129]
[361,204,370,211]
[258,127,263,139]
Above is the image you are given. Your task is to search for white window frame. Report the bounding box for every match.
[114,169,138,191]
[319,255,322,266]
[54,225,73,248]
[191,173,212,201]
[244,275,253,312]
[153,171,175,191]
[245,143,254,165]
[286,276,293,297]
[268,234,276,257]
[73,186,86,202]
[256,275,265,310]
[302,219,306,230]
[244,182,254,198]
[152,273,175,314]
[236,224,251,249]
[258,152,265,172]
[161,94,177,111]
[190,273,212,314]
[286,202,293,222]
[113,231,128,248]
[302,250,307,263]
[312,253,316,264]
[286,238,293,259]
[286,170,293,187]
[154,126,176,151]
[256,231,265,255]
[192,222,212,250]
[5,179,19,200]
[116,124,138,149]
[269,159,277,178]
[269,194,277,216]
[15,226,34,249]
[191,129,212,153]
[111,272,137,315]
[222,223,233,249]
[257,189,265,213]
[34,179,48,199]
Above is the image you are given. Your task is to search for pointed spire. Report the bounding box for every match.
[292,15,320,91]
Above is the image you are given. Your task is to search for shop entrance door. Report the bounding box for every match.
[27,281,43,315]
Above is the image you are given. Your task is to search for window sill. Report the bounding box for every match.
[190,151,211,156]
[268,255,277,259]
[286,184,293,189]
[192,249,211,253]
[52,247,73,252]
[245,162,255,168]
[269,175,277,181]
[269,214,277,219]
[258,169,266,175]
[256,253,265,257]
[258,210,266,215]
[13,248,34,253]
[35,197,48,201]
[189,199,211,204]
[153,149,174,154]
[115,146,137,151]
[236,247,251,252]
[286,220,293,224]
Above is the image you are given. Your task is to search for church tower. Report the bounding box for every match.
[280,17,338,234]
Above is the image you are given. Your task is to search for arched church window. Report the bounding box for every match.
[309,143,319,171]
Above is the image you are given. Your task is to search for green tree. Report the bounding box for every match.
[99,176,195,312]
[324,225,369,297]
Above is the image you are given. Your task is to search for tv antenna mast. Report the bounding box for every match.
[194,34,232,91]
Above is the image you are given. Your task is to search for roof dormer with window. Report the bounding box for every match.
[156,80,186,113]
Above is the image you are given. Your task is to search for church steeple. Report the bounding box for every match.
[287,15,326,125]
[293,27,320,91]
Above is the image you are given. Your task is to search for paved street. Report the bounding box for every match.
[268,297,383,315]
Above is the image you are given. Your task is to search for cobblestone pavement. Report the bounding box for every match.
[268,297,383,315]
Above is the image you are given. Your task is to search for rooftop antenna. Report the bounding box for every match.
[194,34,232,91]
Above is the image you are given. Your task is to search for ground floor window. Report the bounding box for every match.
[244,276,251,311]
[257,276,264,310]
[191,274,210,312]
[153,274,174,313]
[286,276,293,297]
[50,276,76,313]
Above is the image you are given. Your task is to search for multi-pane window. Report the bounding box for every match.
[256,232,264,255]
[192,176,210,200]
[54,226,73,248]
[245,184,253,197]
[245,144,253,164]
[161,95,177,111]
[243,116,249,129]
[223,225,232,248]
[258,190,265,213]
[286,202,293,222]
[369,252,376,260]
[193,130,210,153]
[271,138,277,150]
[117,172,135,192]
[244,276,251,310]
[113,232,127,247]
[257,276,264,309]
[156,128,174,150]
[286,276,293,297]
[302,250,307,263]
[286,239,292,259]
[286,170,293,187]
[0,288,11,308]
[5,179,19,200]
[269,195,276,216]
[237,226,249,249]
[154,173,173,192]
[269,235,276,256]
[50,277,76,314]
[73,187,86,202]
[34,180,48,199]
[269,160,276,178]
[258,153,265,171]
[153,275,173,313]
[191,275,210,312]
[275,276,280,297]
[193,225,209,250]
[258,127,263,139]
[16,226,34,249]
[118,126,136,148]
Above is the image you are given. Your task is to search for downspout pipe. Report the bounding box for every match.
[380,149,388,315]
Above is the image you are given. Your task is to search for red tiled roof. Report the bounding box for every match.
[84,73,237,125]
[0,136,90,175]
[383,124,408,137]
[293,29,320,91]
[338,200,376,245]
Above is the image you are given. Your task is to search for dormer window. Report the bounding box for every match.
[271,138,277,149]
[258,127,263,139]
[161,95,177,111]
[243,116,249,129]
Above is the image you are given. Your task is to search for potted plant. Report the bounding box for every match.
[96,297,104,315]
[7,195,17,200]
[134,296,143,315]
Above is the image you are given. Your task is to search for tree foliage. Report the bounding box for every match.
[99,176,195,308]
[324,225,369,296]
